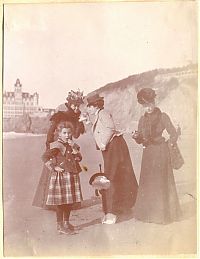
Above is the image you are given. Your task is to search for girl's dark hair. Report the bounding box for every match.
[89,99,104,109]
[56,121,74,133]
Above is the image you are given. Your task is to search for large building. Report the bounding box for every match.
[3,79,41,118]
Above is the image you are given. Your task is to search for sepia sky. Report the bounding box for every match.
[3,1,198,108]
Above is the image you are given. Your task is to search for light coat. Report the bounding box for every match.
[92,109,118,149]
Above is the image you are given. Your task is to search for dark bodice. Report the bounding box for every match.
[42,141,82,174]
[135,111,178,147]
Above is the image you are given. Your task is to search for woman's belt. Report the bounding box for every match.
[143,136,165,147]
[109,131,123,143]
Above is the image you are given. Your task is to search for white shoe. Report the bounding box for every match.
[102,213,117,224]
[101,215,106,224]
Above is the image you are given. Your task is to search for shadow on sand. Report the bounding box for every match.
[40,193,196,229]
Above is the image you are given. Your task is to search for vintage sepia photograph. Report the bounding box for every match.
[2,1,198,257]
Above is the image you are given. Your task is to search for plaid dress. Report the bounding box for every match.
[42,140,83,206]
[46,171,82,205]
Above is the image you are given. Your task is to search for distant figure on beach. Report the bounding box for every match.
[41,121,83,234]
[86,93,138,224]
[132,88,182,224]
[32,90,85,209]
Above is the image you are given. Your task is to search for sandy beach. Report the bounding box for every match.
[3,132,196,256]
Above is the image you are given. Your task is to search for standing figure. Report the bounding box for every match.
[132,88,182,224]
[32,90,84,208]
[41,122,83,234]
[86,93,138,224]
[46,90,85,149]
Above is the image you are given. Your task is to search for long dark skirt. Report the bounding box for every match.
[102,135,138,215]
[133,141,182,224]
[32,165,52,209]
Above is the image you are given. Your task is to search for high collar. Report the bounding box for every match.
[144,107,160,117]
[95,108,101,116]
[58,138,69,146]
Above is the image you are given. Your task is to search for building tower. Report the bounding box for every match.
[33,92,39,107]
[14,79,22,104]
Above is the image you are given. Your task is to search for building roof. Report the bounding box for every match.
[3,92,15,97]
[3,91,38,99]
[22,92,31,98]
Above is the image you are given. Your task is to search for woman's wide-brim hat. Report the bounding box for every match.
[49,110,76,122]
[89,173,110,190]
[86,93,104,106]
[137,88,156,104]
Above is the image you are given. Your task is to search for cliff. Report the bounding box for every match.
[88,64,197,134]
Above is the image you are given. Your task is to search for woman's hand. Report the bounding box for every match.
[79,113,91,124]
[132,130,139,139]
[79,113,88,121]
[99,143,106,151]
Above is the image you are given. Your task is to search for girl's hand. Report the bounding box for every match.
[72,149,79,154]
[45,161,54,172]
[75,156,81,161]
[71,143,80,154]
[67,139,74,146]
[54,166,64,173]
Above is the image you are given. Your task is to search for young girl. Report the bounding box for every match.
[42,121,83,234]
[32,91,84,209]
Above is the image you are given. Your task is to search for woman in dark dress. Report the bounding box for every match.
[32,90,85,208]
[132,88,182,224]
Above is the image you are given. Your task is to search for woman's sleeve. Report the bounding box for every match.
[162,113,178,145]
[72,110,85,138]
[100,110,115,129]
[46,121,57,149]
[134,117,144,144]
[99,110,115,147]
[73,121,85,139]
[42,148,59,163]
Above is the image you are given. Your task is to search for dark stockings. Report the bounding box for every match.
[56,204,72,223]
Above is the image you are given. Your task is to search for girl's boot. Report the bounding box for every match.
[63,220,75,231]
[63,221,79,234]
[57,221,70,234]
